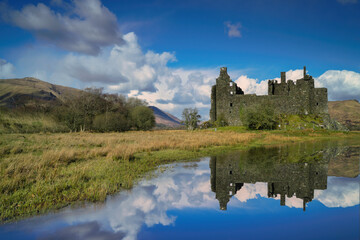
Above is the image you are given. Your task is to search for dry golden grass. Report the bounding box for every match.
[8,130,259,161]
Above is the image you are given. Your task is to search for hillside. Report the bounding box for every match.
[0,77,182,129]
[328,100,360,131]
[149,106,182,128]
[0,77,83,108]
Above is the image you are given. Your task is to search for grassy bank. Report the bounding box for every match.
[1,128,359,222]
[0,110,69,134]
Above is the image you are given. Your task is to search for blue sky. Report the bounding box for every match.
[0,0,359,118]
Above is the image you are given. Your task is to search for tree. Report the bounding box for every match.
[182,108,201,130]
[130,106,155,130]
[240,104,278,130]
[126,97,147,109]
[93,112,130,132]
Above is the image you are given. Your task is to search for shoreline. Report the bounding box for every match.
[1,129,359,222]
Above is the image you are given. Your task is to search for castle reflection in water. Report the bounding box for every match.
[210,143,359,211]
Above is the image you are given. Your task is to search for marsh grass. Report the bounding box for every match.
[0,111,69,134]
[0,129,358,222]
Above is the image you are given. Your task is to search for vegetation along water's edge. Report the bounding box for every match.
[1,128,359,222]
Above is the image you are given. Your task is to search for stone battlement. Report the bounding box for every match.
[210,66,328,125]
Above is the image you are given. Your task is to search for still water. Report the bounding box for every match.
[1,141,359,240]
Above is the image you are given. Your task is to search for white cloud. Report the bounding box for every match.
[58,32,176,93]
[234,182,268,202]
[224,21,242,38]
[234,75,268,95]
[234,69,305,96]
[315,70,360,101]
[0,58,15,78]
[314,176,360,208]
[1,0,122,55]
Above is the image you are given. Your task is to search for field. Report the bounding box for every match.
[1,128,359,222]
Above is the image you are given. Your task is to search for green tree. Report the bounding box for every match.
[93,112,130,132]
[130,106,156,130]
[126,97,148,109]
[182,108,201,130]
[240,104,278,130]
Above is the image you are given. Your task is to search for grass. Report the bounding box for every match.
[0,110,69,134]
[0,128,359,222]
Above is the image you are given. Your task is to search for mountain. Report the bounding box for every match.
[0,77,82,108]
[328,100,360,131]
[149,106,183,128]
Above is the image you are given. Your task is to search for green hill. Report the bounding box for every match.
[0,77,182,131]
[0,77,83,109]
[328,100,360,131]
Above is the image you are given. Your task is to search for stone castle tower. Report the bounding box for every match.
[210,67,328,125]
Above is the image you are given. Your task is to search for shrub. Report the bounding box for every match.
[130,106,156,130]
[241,104,278,130]
[214,113,228,127]
[200,120,212,129]
[93,112,130,132]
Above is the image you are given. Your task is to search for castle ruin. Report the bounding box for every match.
[210,67,328,125]
[209,144,330,211]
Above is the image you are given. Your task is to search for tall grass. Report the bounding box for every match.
[0,110,69,134]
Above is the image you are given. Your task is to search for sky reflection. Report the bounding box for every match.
[1,152,359,240]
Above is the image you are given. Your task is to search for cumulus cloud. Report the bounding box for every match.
[337,0,358,4]
[234,68,360,102]
[235,75,268,95]
[0,58,15,78]
[234,182,268,202]
[224,21,242,38]
[315,70,360,101]
[234,69,305,95]
[314,176,360,208]
[1,0,122,55]
[60,32,175,92]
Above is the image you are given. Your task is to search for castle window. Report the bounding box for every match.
[230,91,233,95]
[230,103,233,107]
[229,110,232,114]
[230,82,233,86]
[316,102,319,105]
[229,171,232,175]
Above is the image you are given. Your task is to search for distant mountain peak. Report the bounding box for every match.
[149,106,182,128]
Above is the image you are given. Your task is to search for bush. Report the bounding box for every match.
[214,113,228,127]
[241,104,278,130]
[200,120,212,129]
[130,106,156,130]
[93,112,130,132]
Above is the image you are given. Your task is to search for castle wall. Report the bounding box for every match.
[313,88,328,114]
[210,67,329,126]
[216,94,314,126]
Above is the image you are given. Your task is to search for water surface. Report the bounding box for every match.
[1,141,359,240]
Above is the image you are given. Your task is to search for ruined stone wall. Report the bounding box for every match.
[210,67,329,125]
[313,88,328,114]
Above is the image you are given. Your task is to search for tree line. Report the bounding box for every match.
[53,87,155,132]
